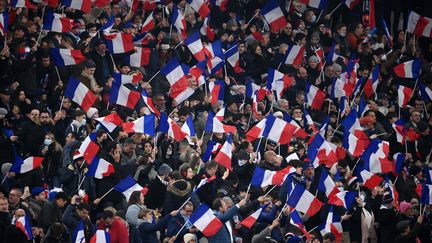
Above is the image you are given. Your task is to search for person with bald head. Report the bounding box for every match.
[260,150,283,171]
[3,208,32,242]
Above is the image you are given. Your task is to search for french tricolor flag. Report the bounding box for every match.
[201,140,222,162]
[267,68,294,100]
[72,220,85,243]
[122,114,155,135]
[90,230,110,243]
[94,112,123,132]
[208,80,225,103]
[364,64,380,98]
[261,0,288,32]
[304,109,318,134]
[43,11,73,33]
[419,82,432,101]
[200,15,215,41]
[207,56,225,75]
[189,60,207,87]
[187,0,210,18]
[397,85,413,108]
[109,82,141,109]
[394,59,422,78]
[61,0,92,13]
[10,156,43,174]
[283,45,305,66]
[171,87,196,105]
[190,204,223,237]
[112,72,143,85]
[262,115,297,144]
[79,133,100,163]
[287,183,323,217]
[318,168,340,198]
[240,204,268,229]
[421,184,432,205]
[307,134,339,168]
[319,206,343,242]
[64,77,97,112]
[359,170,383,189]
[304,0,327,9]
[159,112,187,141]
[214,134,233,170]
[341,110,370,156]
[425,169,432,184]
[50,48,86,67]
[181,116,196,137]
[361,139,393,174]
[160,58,190,93]
[100,16,114,33]
[171,4,187,39]
[245,117,266,142]
[194,175,217,192]
[290,209,312,239]
[114,175,144,201]
[283,114,309,139]
[86,156,115,179]
[393,152,405,175]
[141,12,155,33]
[326,43,341,63]
[407,12,432,39]
[0,12,7,36]
[185,31,206,62]
[127,47,150,67]
[133,32,153,46]
[210,0,229,11]
[11,0,36,9]
[105,33,135,54]
[344,0,361,9]
[224,44,243,73]
[251,165,295,188]
[141,89,160,117]
[328,191,357,209]
[204,39,223,59]
[15,216,33,240]
[306,82,326,110]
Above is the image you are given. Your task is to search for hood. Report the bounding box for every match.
[167,179,192,197]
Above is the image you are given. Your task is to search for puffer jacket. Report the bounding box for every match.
[163,179,192,214]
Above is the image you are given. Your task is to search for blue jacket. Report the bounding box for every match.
[207,205,239,243]
[167,214,190,243]
[138,214,173,243]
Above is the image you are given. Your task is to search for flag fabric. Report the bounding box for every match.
[250,166,296,188]
[86,156,115,179]
[100,16,114,33]
[303,0,327,10]
[78,133,100,163]
[361,139,393,174]
[344,0,361,10]
[171,4,187,39]
[0,12,7,36]
[141,12,155,33]
[185,31,206,62]
[214,134,233,170]
[90,230,110,243]
[200,15,215,41]
[204,111,237,134]
[318,168,340,198]
[305,82,325,110]
[61,0,91,13]
[112,72,143,85]
[50,48,86,67]
[114,175,144,201]
[319,206,343,242]
[425,169,432,184]
[393,152,405,175]
[11,0,36,8]
[159,113,187,141]
[133,32,153,46]
[303,109,318,134]
[127,47,150,67]
[204,39,224,59]
[326,43,341,63]
[384,176,399,207]
[72,220,85,243]
[189,60,207,87]
[282,45,305,66]
[240,204,268,229]
[340,110,370,156]
[245,117,266,142]
[171,87,195,105]
[290,209,312,239]
[94,112,123,132]
[201,140,222,162]
[195,175,217,192]
[261,0,288,32]
[64,77,97,112]
[105,33,134,54]
[397,85,413,108]
[407,11,432,39]
[181,116,196,137]
[208,80,225,103]
[109,82,141,109]
[421,184,432,205]
[160,59,190,93]
[369,0,376,28]
[122,114,155,135]
[186,0,210,18]
[10,157,43,174]
[419,82,432,101]
[15,216,33,240]
[328,191,357,209]
[224,44,243,73]
[93,0,111,7]
[287,183,323,217]
[43,11,73,33]
[267,68,294,100]
[283,114,309,139]
[189,204,223,237]
[359,170,383,189]
[141,89,160,117]
[210,0,229,12]
[262,115,297,144]
[307,134,339,168]
[393,59,422,78]
[364,64,380,98]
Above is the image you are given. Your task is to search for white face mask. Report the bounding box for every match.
[44,138,53,146]
[311,15,317,23]
[340,32,346,37]
[380,55,387,61]
[294,117,302,122]
[89,32,97,37]
[80,119,87,126]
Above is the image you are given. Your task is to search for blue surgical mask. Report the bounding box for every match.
[44,138,53,146]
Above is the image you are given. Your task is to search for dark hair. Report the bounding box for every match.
[76,203,91,211]
[212,198,224,210]
[74,110,86,118]
[294,33,306,43]
[205,160,218,170]
[54,192,69,201]
[128,191,142,206]
[102,210,115,220]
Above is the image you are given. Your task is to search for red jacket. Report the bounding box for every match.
[97,216,129,243]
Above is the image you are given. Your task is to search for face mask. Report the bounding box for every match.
[173,117,179,122]
[311,15,317,23]
[294,117,302,122]
[44,138,53,146]
[380,55,387,61]
[340,32,346,37]
[80,119,87,126]
[89,32,97,37]
[166,147,172,156]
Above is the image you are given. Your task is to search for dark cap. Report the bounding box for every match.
[0,87,12,95]
[396,220,410,232]
[31,187,45,197]
[84,60,96,68]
